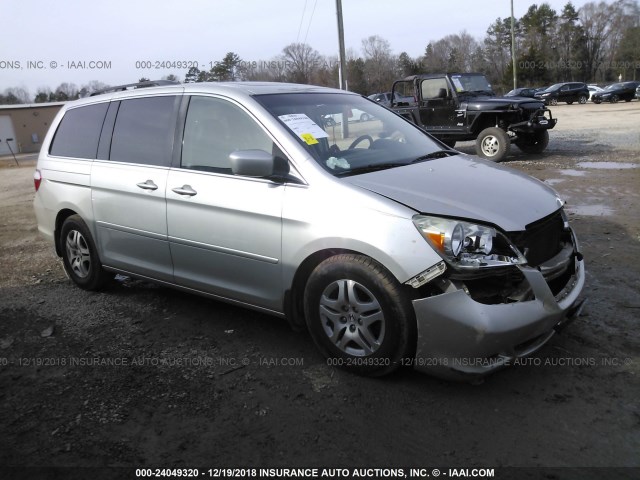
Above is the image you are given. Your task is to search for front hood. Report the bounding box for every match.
[597,89,625,97]
[344,154,562,232]
[462,96,545,111]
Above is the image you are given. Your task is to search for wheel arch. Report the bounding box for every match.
[54,208,79,257]
[283,246,421,332]
[469,112,499,135]
[284,248,371,331]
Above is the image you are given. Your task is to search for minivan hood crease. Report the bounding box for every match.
[343,155,561,232]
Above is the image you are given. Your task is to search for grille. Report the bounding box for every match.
[507,211,564,267]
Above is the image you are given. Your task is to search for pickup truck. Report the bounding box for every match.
[390,73,557,162]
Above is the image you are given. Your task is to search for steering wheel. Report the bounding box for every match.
[348,135,373,150]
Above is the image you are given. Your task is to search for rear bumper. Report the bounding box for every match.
[411,247,585,380]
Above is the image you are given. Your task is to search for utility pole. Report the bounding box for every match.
[336,0,347,90]
[511,0,517,90]
[335,0,349,138]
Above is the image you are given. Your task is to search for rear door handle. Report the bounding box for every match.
[136,180,158,191]
[172,185,197,196]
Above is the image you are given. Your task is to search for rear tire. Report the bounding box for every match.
[303,254,415,376]
[515,130,549,154]
[60,215,110,290]
[567,101,573,105]
[476,127,511,162]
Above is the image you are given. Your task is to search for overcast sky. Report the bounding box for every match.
[3,0,596,96]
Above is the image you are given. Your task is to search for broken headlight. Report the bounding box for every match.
[412,215,527,270]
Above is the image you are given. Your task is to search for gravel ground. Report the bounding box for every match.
[0,101,639,479]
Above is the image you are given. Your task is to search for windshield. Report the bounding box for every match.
[545,83,563,92]
[254,93,449,177]
[449,74,493,94]
[605,83,623,90]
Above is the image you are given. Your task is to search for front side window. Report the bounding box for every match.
[49,102,109,159]
[181,96,274,173]
[421,78,449,99]
[255,93,447,177]
[109,96,178,166]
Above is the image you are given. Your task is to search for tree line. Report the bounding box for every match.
[1,0,638,104]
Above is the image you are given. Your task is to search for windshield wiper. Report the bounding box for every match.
[335,162,407,176]
[412,151,458,163]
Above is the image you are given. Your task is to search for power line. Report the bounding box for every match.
[296,0,308,43]
[303,0,318,45]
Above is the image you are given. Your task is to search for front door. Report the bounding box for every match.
[166,95,284,311]
[418,78,459,131]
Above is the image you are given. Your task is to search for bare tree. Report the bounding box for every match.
[603,0,640,79]
[3,87,31,104]
[580,2,615,81]
[280,43,322,84]
[361,35,397,94]
[78,80,110,97]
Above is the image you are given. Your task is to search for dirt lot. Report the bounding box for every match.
[0,101,639,479]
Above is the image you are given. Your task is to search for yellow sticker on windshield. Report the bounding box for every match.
[301,133,318,145]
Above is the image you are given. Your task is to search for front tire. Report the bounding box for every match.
[515,130,549,154]
[611,95,619,103]
[578,95,587,104]
[549,98,558,106]
[60,215,110,290]
[476,127,511,162]
[303,254,415,376]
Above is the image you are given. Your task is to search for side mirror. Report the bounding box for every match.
[230,149,275,177]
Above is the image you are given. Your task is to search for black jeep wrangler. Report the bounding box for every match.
[390,73,557,162]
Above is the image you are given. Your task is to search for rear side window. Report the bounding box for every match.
[49,103,109,159]
[110,96,178,166]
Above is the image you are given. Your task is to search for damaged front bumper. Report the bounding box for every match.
[411,235,585,380]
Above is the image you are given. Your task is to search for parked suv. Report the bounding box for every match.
[591,81,640,103]
[534,82,589,105]
[33,81,585,380]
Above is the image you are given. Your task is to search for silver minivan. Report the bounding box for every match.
[33,81,585,379]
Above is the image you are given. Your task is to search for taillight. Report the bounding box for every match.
[33,169,42,191]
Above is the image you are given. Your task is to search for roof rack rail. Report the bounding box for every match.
[90,80,180,96]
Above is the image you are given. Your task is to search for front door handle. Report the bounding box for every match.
[172,185,197,196]
[136,180,158,191]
